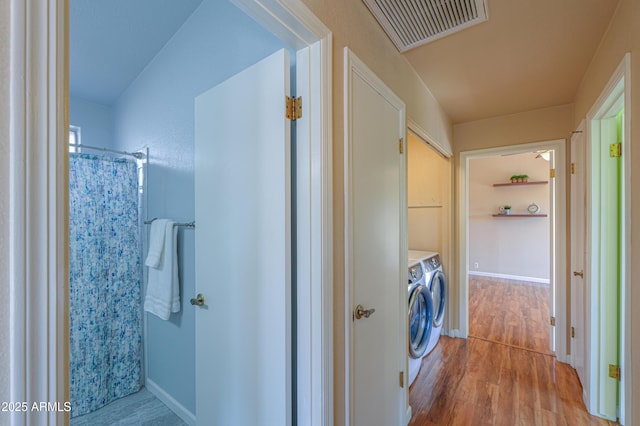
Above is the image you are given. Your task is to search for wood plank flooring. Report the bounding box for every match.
[469,276,552,354]
[408,276,617,425]
[408,337,617,425]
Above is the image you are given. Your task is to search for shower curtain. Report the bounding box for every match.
[69,153,142,417]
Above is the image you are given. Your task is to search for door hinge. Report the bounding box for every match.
[609,364,621,381]
[285,96,302,121]
[571,326,575,338]
[399,138,404,154]
[550,316,556,326]
[550,168,556,179]
[399,371,404,388]
[571,163,575,174]
[609,143,622,158]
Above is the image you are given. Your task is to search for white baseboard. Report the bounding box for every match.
[444,329,464,338]
[469,270,550,285]
[146,378,196,426]
[406,405,412,425]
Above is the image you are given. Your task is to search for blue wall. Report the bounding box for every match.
[69,97,114,149]
[112,0,288,414]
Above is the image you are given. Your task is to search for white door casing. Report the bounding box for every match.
[11,0,334,425]
[344,48,408,426]
[584,53,631,422]
[195,49,291,426]
[570,121,587,392]
[458,140,567,361]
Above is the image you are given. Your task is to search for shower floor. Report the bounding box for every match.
[70,388,187,426]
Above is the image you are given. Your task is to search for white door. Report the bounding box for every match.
[345,50,407,426]
[570,124,586,387]
[194,49,291,426]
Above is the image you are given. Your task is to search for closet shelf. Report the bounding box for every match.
[492,214,548,218]
[493,181,548,187]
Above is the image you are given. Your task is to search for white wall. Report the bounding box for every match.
[468,153,550,281]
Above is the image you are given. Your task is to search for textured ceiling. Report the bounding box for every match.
[402,0,620,124]
[70,0,204,105]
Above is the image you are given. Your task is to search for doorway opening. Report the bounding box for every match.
[467,151,552,355]
[458,140,567,361]
[10,0,332,425]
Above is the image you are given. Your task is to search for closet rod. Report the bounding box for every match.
[144,218,195,228]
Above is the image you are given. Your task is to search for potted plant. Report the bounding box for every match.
[510,175,519,183]
[503,205,512,215]
[520,174,529,183]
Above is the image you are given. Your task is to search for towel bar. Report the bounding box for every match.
[144,218,195,228]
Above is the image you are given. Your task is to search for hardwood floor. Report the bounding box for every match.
[408,276,617,425]
[469,276,552,354]
[408,336,617,425]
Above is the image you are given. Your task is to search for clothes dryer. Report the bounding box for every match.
[423,253,446,356]
[407,259,433,386]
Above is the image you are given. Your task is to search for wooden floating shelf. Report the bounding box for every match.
[492,214,548,218]
[493,181,548,187]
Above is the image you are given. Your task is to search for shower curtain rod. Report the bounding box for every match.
[69,143,145,160]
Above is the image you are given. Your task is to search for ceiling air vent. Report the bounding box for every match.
[362,0,488,52]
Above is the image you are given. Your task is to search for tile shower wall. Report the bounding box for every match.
[111,0,287,415]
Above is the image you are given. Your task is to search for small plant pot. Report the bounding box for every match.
[505,209,511,215]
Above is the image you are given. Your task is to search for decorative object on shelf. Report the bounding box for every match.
[527,203,540,214]
[510,174,529,183]
[503,205,511,215]
[493,180,547,187]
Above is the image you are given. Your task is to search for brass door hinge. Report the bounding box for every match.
[550,168,556,179]
[550,316,556,326]
[399,138,404,154]
[399,371,404,388]
[285,96,302,121]
[571,326,575,338]
[609,143,622,158]
[609,364,621,381]
[571,163,575,174]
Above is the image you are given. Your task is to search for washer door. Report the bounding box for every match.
[408,285,433,359]
[430,270,446,328]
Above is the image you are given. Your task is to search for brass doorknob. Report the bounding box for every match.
[190,293,205,306]
[573,271,584,278]
[354,304,376,320]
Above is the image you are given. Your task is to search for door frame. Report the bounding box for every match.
[8,0,334,424]
[458,140,567,361]
[569,120,586,384]
[583,52,631,423]
[343,47,408,426]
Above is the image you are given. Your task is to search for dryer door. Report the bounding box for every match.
[430,270,446,327]
[408,285,433,358]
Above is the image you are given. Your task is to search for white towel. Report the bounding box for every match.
[144,221,181,320]
[145,219,169,268]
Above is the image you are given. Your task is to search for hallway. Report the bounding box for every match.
[408,336,616,425]
[408,276,616,425]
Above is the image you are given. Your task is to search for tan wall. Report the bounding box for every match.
[572,0,640,415]
[407,133,451,276]
[451,104,573,334]
[468,153,550,280]
[298,1,453,423]
[0,0,10,421]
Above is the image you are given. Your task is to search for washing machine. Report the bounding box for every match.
[423,253,446,356]
[407,259,433,386]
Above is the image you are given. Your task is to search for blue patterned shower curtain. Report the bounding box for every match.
[69,153,142,417]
